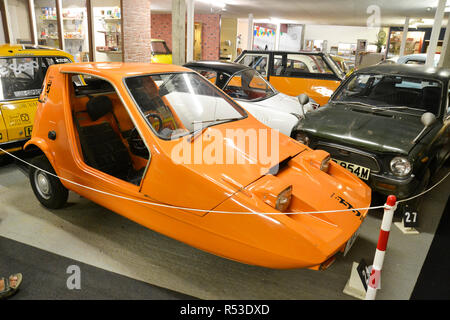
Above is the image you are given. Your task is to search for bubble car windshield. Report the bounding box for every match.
[125,72,247,140]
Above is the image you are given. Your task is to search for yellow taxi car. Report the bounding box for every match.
[0,44,73,163]
[235,50,345,106]
[150,39,172,64]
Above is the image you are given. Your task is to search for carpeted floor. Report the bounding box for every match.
[411,195,450,300]
[0,236,196,300]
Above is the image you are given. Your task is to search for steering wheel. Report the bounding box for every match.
[128,113,163,153]
[145,113,163,133]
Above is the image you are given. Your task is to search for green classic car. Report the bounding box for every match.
[295,64,450,201]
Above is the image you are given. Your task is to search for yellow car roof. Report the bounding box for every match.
[0,44,74,60]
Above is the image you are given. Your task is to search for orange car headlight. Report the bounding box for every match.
[320,155,331,173]
[275,186,292,212]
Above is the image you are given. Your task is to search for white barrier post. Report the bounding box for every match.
[365,195,397,300]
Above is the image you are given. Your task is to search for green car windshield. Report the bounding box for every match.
[332,73,442,116]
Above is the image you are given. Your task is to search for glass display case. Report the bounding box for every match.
[62,0,90,62]
[35,0,60,49]
[92,1,122,62]
[388,31,425,57]
[2,0,124,62]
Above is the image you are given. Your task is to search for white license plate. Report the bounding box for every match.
[333,159,370,180]
[344,226,361,256]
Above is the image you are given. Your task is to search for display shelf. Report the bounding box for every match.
[94,7,122,62]
[98,30,121,34]
[96,50,122,54]
[103,18,121,22]
[40,18,83,21]
[39,37,84,40]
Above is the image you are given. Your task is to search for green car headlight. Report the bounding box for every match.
[294,132,310,146]
[390,157,412,177]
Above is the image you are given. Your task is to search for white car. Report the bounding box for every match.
[184,61,318,138]
[380,53,441,67]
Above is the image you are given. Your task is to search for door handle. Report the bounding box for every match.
[48,131,56,140]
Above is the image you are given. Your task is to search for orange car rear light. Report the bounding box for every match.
[319,256,336,271]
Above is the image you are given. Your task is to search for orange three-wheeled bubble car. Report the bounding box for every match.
[24,62,371,269]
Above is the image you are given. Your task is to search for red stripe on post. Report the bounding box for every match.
[377,229,390,251]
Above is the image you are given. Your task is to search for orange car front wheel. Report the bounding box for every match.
[29,155,68,209]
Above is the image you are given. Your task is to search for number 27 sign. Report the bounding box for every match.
[402,205,418,228]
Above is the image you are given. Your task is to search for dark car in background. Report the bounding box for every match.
[295,64,450,202]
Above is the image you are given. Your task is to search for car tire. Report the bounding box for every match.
[29,155,68,209]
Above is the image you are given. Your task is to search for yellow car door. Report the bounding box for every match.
[150,39,172,64]
[0,109,7,145]
[0,98,37,142]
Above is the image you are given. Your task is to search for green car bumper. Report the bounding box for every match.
[368,172,420,200]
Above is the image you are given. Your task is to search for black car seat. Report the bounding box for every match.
[369,80,396,104]
[75,95,144,185]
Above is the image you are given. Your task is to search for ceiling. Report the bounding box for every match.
[150,0,448,27]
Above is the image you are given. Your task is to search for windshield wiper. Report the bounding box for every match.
[188,117,242,143]
[335,101,425,115]
[332,100,377,108]
[192,117,242,125]
[370,106,425,113]
[188,125,208,143]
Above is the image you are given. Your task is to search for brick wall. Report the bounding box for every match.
[151,13,220,61]
[122,0,152,62]
[151,14,172,50]
[195,14,220,60]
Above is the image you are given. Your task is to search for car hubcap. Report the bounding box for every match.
[35,171,51,200]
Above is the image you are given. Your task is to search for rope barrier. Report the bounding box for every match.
[1,146,449,215]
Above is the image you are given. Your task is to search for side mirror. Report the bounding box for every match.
[421,112,436,127]
[413,112,437,143]
[297,94,310,106]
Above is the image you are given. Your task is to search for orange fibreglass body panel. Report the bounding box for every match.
[25,62,371,269]
[268,76,341,106]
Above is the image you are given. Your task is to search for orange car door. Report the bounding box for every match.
[268,77,340,106]
[269,53,341,106]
